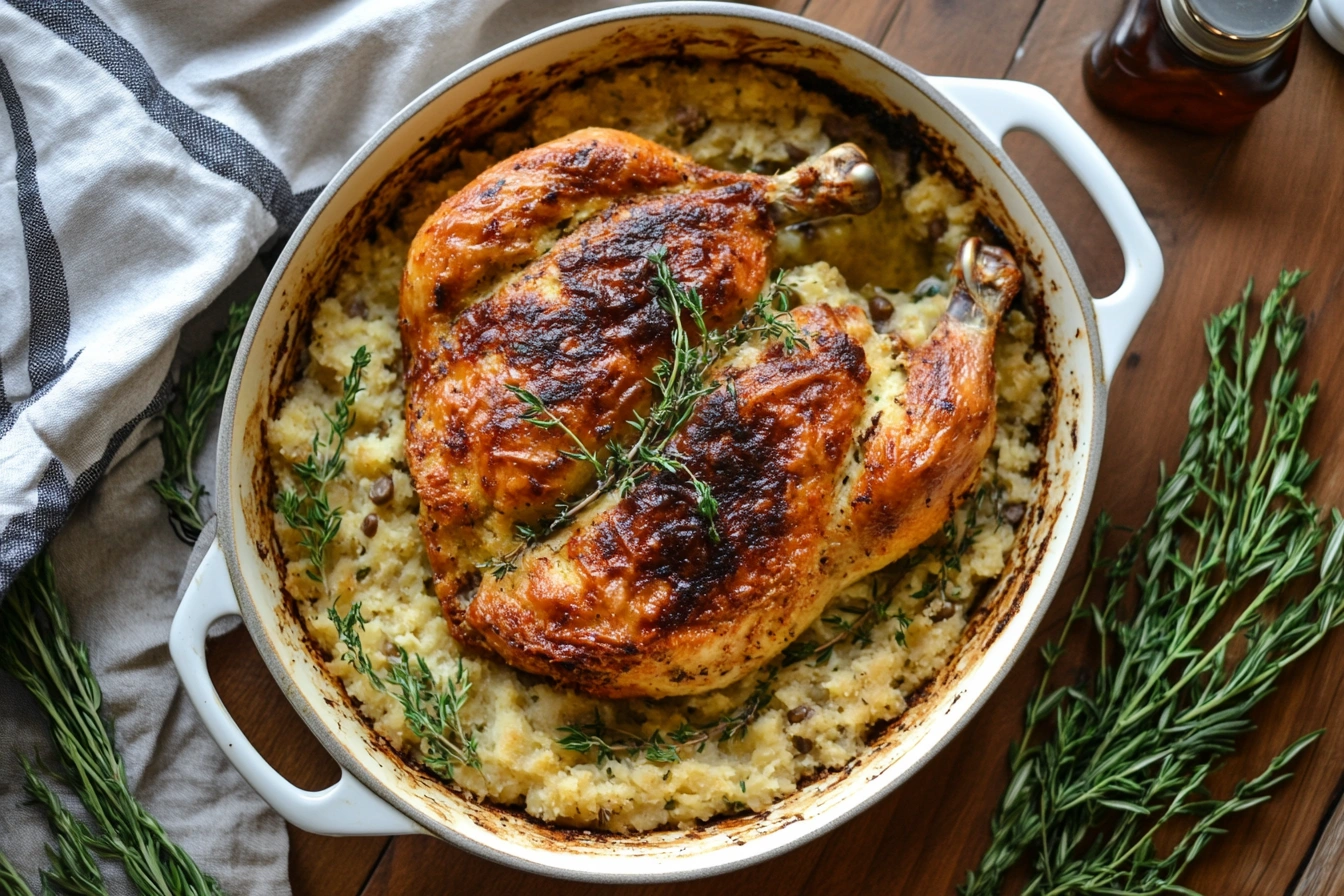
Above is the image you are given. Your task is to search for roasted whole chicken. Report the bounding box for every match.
[400,127,1021,698]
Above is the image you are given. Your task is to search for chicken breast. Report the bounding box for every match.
[400,128,882,636]
[467,240,1022,696]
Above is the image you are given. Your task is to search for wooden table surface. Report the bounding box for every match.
[206,2,1344,893]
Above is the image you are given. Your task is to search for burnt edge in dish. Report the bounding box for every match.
[246,30,1059,845]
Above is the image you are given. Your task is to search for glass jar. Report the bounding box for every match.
[1084,0,1309,134]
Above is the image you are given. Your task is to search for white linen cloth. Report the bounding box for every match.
[0,0,629,891]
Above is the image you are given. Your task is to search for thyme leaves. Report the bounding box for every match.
[480,252,803,577]
[962,271,1344,896]
[556,670,777,766]
[782,481,1000,668]
[329,604,480,781]
[782,579,914,667]
[275,345,370,588]
[275,347,480,785]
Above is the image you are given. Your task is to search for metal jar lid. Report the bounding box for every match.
[1159,0,1311,64]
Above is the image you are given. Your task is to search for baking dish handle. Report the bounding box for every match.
[926,76,1163,382]
[170,540,423,837]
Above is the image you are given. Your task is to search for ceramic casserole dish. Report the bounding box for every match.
[170,3,1163,883]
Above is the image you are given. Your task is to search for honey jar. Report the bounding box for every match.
[1084,0,1310,133]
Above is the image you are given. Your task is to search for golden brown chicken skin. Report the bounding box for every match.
[467,240,1022,698]
[400,128,882,629]
[467,304,872,695]
[407,185,775,618]
[401,127,738,358]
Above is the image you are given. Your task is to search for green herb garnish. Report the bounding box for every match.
[150,297,253,543]
[782,578,914,667]
[275,347,480,785]
[962,271,1344,895]
[276,345,370,588]
[909,481,1001,603]
[481,252,804,577]
[781,481,1000,667]
[557,669,775,765]
[329,603,480,781]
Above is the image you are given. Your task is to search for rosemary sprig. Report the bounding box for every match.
[962,271,1344,895]
[0,554,222,896]
[276,345,371,589]
[0,852,36,896]
[21,755,109,896]
[329,604,480,781]
[557,669,776,765]
[481,253,804,576]
[150,297,253,544]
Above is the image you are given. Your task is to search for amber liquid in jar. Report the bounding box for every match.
[1084,0,1303,134]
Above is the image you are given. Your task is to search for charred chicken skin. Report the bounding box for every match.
[401,128,879,626]
[400,127,1020,698]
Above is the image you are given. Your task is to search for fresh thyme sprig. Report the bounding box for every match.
[557,670,776,766]
[276,345,371,589]
[150,296,254,544]
[962,271,1344,895]
[272,347,481,784]
[782,578,913,667]
[329,603,480,781]
[481,253,804,577]
[0,554,222,896]
[910,481,1001,604]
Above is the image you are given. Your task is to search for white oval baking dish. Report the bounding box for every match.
[170,3,1162,883]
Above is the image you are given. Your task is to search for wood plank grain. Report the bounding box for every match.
[803,0,903,45]
[997,6,1344,894]
[206,626,389,896]
[1290,782,1344,895]
[879,0,1044,78]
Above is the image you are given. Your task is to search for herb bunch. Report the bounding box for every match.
[276,345,371,589]
[482,251,804,577]
[0,555,222,896]
[150,296,254,543]
[962,271,1344,895]
[557,670,777,765]
[330,604,480,781]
